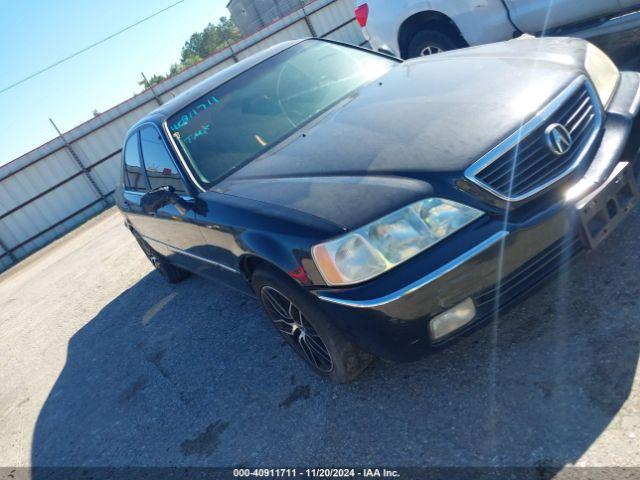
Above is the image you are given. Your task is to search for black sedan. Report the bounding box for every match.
[116,38,640,382]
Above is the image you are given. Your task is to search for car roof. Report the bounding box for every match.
[129,38,306,133]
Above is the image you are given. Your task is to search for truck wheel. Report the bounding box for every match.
[408,28,461,58]
[252,266,373,383]
[132,231,190,284]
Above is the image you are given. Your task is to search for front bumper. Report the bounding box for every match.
[312,72,640,362]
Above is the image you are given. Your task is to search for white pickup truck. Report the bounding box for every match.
[355,0,640,58]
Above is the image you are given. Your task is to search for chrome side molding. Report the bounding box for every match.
[142,235,240,274]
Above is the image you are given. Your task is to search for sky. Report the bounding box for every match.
[0,0,230,166]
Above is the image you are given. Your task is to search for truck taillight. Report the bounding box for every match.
[355,3,369,27]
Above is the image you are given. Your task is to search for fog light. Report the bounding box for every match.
[429,298,476,341]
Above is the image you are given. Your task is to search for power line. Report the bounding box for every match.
[0,0,185,96]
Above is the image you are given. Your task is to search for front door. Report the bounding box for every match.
[121,131,149,226]
[504,0,620,33]
[133,125,206,274]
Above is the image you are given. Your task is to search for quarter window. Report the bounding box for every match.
[140,126,186,193]
[123,133,147,191]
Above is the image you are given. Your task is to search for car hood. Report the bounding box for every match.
[215,37,589,230]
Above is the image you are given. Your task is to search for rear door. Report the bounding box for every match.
[504,0,620,33]
[133,124,207,274]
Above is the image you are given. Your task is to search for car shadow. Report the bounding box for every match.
[31,212,640,470]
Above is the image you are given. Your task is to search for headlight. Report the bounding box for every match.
[312,199,483,286]
[585,43,619,108]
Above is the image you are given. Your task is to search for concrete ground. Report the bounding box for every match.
[1,30,640,472]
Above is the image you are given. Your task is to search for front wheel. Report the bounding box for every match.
[132,230,190,284]
[252,267,373,383]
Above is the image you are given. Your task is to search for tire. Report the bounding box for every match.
[132,230,190,284]
[407,27,461,58]
[252,266,373,383]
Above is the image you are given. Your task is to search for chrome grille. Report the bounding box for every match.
[466,77,603,202]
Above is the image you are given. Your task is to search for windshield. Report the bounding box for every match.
[166,41,395,188]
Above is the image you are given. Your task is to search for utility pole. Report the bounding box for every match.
[141,72,163,106]
[299,0,316,37]
[49,118,109,207]
[224,34,239,63]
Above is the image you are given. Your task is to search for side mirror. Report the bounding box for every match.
[141,186,176,214]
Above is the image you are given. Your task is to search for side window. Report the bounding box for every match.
[140,126,186,193]
[123,133,148,191]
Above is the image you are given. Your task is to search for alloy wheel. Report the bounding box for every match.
[148,253,161,269]
[420,45,443,56]
[141,240,161,269]
[261,286,334,373]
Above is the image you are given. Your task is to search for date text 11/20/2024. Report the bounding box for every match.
[233,468,400,478]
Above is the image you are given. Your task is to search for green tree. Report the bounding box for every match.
[138,16,240,91]
[168,55,202,77]
[138,73,167,88]
[180,17,241,64]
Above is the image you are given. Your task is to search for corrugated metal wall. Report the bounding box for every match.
[228,0,309,36]
[0,0,364,273]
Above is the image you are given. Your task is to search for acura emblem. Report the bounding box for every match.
[545,123,573,156]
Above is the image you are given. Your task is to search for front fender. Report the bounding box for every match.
[238,231,313,286]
